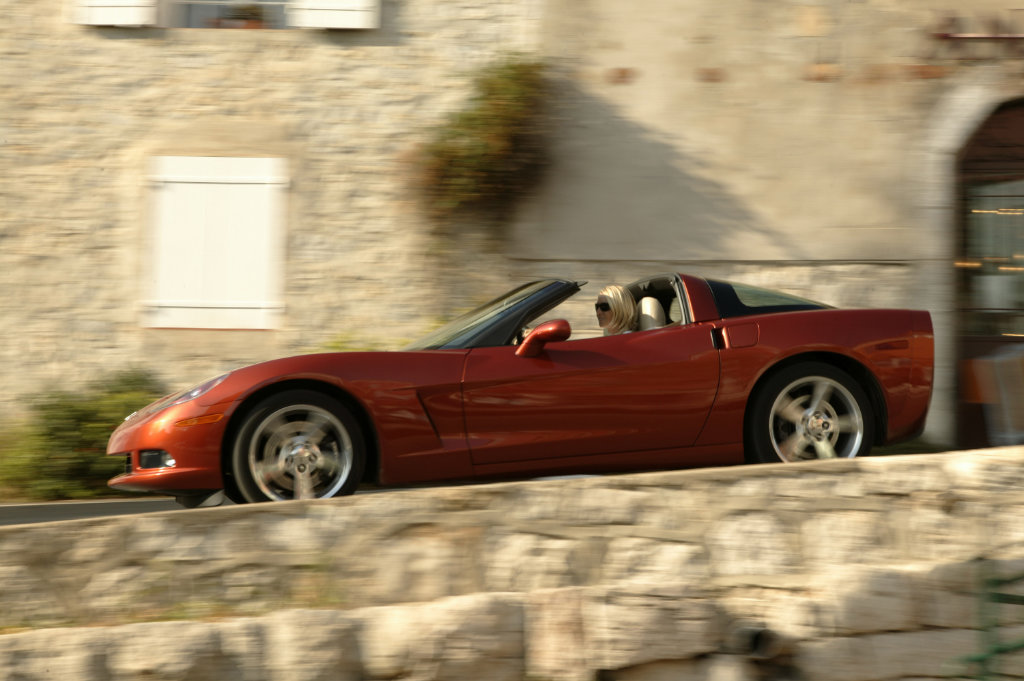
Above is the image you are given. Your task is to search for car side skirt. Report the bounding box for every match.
[469,443,744,479]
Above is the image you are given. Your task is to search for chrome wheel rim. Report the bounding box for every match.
[247,404,353,501]
[768,376,864,462]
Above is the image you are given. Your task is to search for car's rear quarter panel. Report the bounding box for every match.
[695,308,934,447]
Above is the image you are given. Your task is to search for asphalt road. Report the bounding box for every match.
[0,475,596,527]
[0,498,184,527]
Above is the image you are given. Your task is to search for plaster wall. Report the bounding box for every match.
[517,0,1024,444]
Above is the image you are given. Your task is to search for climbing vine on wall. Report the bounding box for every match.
[416,57,549,227]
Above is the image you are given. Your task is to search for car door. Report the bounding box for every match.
[461,323,721,466]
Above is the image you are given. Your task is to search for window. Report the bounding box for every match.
[706,280,830,319]
[172,1,287,29]
[75,0,380,28]
[145,156,288,330]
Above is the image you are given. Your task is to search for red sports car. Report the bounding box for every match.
[106,273,934,506]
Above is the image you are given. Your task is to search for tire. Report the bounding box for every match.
[746,362,874,464]
[231,389,366,502]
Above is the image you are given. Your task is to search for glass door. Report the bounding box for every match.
[960,178,1024,337]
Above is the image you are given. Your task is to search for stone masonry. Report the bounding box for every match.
[0,0,543,411]
[11,0,1024,444]
[2,448,1024,679]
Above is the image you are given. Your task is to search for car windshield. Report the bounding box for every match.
[404,280,560,350]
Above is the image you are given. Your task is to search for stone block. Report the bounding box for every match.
[79,564,167,623]
[917,589,977,629]
[365,530,477,603]
[858,458,952,496]
[107,620,237,681]
[355,592,525,681]
[216,618,274,681]
[798,629,977,681]
[943,449,1024,493]
[868,629,977,679]
[485,532,582,591]
[0,565,68,627]
[565,485,653,526]
[904,506,991,562]
[796,636,879,681]
[0,627,108,681]
[751,588,836,639]
[636,485,719,531]
[583,583,720,671]
[801,511,890,569]
[819,566,917,634]
[707,513,798,577]
[609,655,757,681]
[264,610,360,681]
[922,559,980,594]
[600,537,709,585]
[525,587,589,681]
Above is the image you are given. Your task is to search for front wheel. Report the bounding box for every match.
[231,390,366,502]
[746,362,874,464]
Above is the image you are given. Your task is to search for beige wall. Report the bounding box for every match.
[514,0,1024,444]
[523,0,1011,262]
[6,0,1024,444]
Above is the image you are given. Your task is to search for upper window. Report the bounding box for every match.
[75,0,380,29]
[145,156,288,330]
[172,1,287,29]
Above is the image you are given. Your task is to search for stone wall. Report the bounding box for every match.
[3,448,1024,679]
[10,0,1024,443]
[0,0,539,407]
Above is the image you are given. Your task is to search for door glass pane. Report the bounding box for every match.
[962,179,1024,336]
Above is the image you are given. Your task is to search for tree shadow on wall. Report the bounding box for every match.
[511,76,789,263]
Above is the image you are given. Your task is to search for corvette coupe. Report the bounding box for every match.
[106,273,934,506]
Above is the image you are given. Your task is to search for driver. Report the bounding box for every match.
[595,284,638,336]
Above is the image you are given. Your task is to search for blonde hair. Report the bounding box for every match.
[599,284,637,335]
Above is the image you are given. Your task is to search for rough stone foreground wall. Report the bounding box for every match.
[4,582,1023,681]
[4,449,1024,680]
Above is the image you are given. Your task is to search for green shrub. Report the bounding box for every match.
[0,369,168,501]
[417,56,549,223]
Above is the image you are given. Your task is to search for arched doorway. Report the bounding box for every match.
[956,97,1024,447]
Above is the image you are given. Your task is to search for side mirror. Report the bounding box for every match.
[515,319,571,358]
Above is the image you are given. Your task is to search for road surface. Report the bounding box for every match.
[0,475,597,527]
[0,498,184,526]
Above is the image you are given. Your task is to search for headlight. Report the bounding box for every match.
[170,374,229,406]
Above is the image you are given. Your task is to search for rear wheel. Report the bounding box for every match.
[231,390,365,502]
[746,362,874,463]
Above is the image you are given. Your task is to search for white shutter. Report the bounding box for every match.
[146,157,288,330]
[76,0,157,26]
[288,0,380,30]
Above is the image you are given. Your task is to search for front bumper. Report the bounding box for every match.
[106,401,233,494]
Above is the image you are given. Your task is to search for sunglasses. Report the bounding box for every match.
[594,302,611,312]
